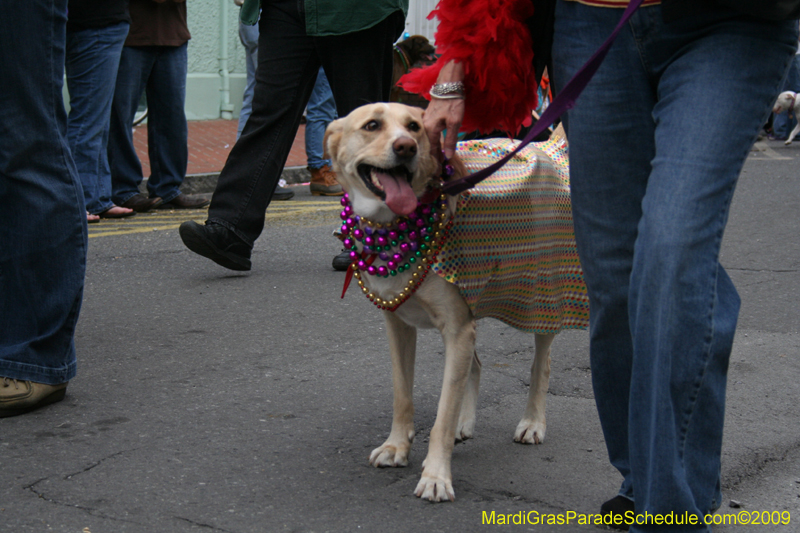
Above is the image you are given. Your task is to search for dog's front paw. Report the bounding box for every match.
[514,418,546,444]
[414,465,455,502]
[785,139,793,146]
[369,442,410,467]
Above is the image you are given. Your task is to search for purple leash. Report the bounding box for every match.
[442,0,644,196]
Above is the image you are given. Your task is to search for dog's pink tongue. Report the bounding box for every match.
[376,172,418,216]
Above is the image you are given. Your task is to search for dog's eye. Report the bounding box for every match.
[363,120,380,132]
[408,121,421,132]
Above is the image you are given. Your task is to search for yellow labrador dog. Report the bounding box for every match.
[326,103,587,502]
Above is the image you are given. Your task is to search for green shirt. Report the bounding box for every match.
[240,0,408,36]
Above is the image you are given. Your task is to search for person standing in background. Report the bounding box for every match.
[108,0,210,212]
[304,66,341,197]
[232,2,340,197]
[66,0,134,222]
[235,0,258,140]
[1,0,87,417]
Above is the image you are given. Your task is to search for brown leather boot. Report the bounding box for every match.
[309,164,344,196]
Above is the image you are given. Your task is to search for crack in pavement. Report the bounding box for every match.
[22,449,147,527]
[174,516,237,532]
[62,449,131,480]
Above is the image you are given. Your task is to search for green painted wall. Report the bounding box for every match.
[185,0,248,120]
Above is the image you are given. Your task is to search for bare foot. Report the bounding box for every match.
[98,205,135,218]
[87,211,100,223]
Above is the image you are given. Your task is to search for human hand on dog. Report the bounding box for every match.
[424,60,465,161]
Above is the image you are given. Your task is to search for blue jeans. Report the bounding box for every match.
[108,43,188,204]
[552,3,797,531]
[305,67,336,169]
[0,0,86,384]
[237,20,259,139]
[772,54,800,138]
[66,21,130,214]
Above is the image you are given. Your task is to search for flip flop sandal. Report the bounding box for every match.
[98,206,136,219]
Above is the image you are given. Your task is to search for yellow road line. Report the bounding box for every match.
[89,223,202,238]
[88,202,341,239]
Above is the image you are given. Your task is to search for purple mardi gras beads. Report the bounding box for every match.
[340,180,449,282]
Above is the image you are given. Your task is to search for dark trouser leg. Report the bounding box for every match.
[207,4,404,246]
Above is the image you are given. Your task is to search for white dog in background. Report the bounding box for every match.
[772,91,800,145]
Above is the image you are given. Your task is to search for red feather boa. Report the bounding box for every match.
[399,0,537,135]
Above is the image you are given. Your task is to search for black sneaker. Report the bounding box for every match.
[332,250,352,271]
[273,185,295,201]
[179,221,252,271]
[601,495,635,530]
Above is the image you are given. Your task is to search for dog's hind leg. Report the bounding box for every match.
[456,350,481,442]
[369,311,417,468]
[787,119,800,145]
[514,333,554,444]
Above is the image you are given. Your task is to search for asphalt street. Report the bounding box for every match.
[1,139,798,533]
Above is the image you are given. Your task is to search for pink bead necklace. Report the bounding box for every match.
[339,163,455,311]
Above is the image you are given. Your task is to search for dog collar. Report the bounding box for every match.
[393,44,411,73]
[339,187,453,311]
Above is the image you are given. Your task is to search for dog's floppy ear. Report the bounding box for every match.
[324,118,344,164]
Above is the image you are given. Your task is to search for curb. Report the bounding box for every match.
[140,166,312,196]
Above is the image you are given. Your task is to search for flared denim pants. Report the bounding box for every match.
[553,2,797,531]
[0,0,86,384]
[66,20,130,215]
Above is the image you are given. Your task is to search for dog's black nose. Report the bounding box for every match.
[393,136,417,159]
